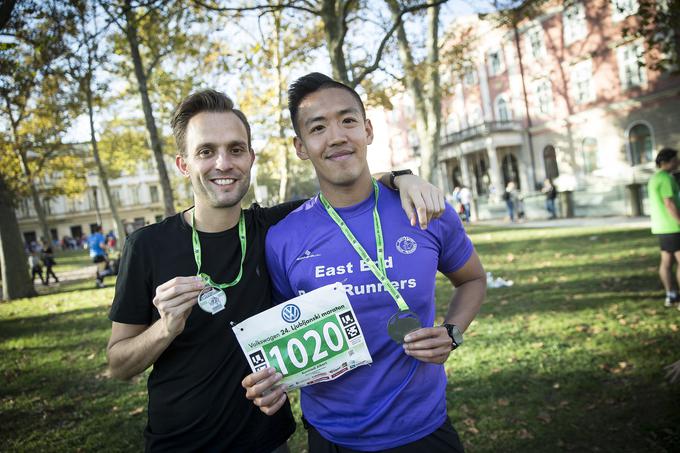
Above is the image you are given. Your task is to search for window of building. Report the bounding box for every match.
[463,67,478,86]
[150,185,159,203]
[487,49,504,76]
[532,79,554,115]
[611,0,639,22]
[627,122,654,166]
[563,2,587,45]
[495,96,512,122]
[502,154,521,190]
[469,106,484,126]
[525,25,546,60]
[18,199,31,217]
[582,137,599,173]
[617,41,646,90]
[111,188,121,205]
[544,145,560,180]
[155,214,163,223]
[571,59,595,104]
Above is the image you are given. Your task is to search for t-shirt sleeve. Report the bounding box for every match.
[258,200,307,227]
[265,227,298,305]
[436,203,474,274]
[659,174,675,199]
[109,231,154,325]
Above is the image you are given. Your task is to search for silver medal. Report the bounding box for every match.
[197,286,227,315]
[387,310,422,344]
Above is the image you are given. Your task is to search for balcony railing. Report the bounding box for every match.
[443,120,522,145]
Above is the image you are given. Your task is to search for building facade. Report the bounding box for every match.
[391,0,680,219]
[17,158,170,248]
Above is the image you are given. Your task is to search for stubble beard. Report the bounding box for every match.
[194,173,251,209]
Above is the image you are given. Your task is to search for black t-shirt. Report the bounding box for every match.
[109,202,303,452]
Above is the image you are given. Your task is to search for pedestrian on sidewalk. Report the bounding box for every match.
[28,252,46,285]
[542,178,557,219]
[504,181,518,222]
[41,243,59,285]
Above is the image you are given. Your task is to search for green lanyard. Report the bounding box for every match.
[318,179,410,312]
[191,209,246,289]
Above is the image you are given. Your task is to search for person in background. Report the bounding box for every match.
[28,251,46,285]
[41,241,59,285]
[459,185,472,223]
[88,225,108,288]
[542,178,557,219]
[503,181,517,222]
[647,148,680,309]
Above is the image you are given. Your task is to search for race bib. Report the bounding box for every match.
[232,282,372,389]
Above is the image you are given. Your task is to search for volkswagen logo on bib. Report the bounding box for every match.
[281,304,301,323]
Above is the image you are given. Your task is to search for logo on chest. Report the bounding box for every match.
[396,236,417,255]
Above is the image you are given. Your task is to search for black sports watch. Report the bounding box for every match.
[442,323,464,350]
[389,169,413,189]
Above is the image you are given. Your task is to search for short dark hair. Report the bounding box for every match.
[171,89,252,156]
[656,148,678,167]
[288,72,366,137]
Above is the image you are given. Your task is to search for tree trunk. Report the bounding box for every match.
[388,1,441,183]
[321,0,352,86]
[12,144,51,243]
[274,10,290,203]
[423,6,441,184]
[123,0,175,218]
[0,174,36,300]
[85,68,127,246]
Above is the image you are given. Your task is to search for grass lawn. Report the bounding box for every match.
[1,225,679,452]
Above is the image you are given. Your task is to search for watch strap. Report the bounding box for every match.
[389,169,413,189]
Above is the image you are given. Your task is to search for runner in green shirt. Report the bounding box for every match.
[647,148,680,308]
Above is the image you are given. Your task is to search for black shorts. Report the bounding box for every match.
[92,254,107,264]
[305,416,464,453]
[657,233,680,252]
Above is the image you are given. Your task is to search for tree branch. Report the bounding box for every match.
[353,0,448,86]
[192,0,319,15]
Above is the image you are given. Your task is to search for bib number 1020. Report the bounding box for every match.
[264,317,350,376]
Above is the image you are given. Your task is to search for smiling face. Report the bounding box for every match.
[293,87,373,194]
[176,111,254,212]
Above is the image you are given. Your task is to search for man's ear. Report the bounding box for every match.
[365,118,374,146]
[176,154,189,176]
[294,137,309,160]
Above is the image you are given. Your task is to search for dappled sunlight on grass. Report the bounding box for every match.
[1,226,679,452]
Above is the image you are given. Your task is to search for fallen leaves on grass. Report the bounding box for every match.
[129,407,144,416]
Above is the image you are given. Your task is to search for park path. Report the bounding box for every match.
[476,215,650,229]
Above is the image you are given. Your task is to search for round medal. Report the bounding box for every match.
[197,286,227,315]
[387,309,422,344]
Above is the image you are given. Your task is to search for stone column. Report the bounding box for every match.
[486,138,503,198]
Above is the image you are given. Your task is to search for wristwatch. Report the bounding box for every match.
[389,169,413,189]
[442,323,464,350]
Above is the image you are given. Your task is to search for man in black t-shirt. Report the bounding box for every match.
[106,89,445,452]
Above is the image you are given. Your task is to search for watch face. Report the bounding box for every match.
[447,324,463,345]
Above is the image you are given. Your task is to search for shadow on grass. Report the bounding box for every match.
[448,346,680,452]
[0,305,111,342]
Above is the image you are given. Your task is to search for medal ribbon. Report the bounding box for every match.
[318,179,410,312]
[191,209,246,289]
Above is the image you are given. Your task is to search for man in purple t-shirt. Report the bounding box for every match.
[243,73,486,452]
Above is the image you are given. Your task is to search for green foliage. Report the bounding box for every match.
[0,0,84,202]
[623,0,680,74]
[97,118,152,177]
[1,226,679,451]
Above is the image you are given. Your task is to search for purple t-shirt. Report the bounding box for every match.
[265,182,473,450]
